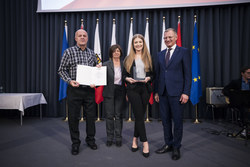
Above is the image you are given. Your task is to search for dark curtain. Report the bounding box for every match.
[0,0,250,118]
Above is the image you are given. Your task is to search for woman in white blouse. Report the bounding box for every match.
[123,34,154,158]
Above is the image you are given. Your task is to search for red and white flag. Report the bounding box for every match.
[111,19,116,46]
[161,17,166,51]
[177,16,182,47]
[80,19,84,29]
[144,18,153,105]
[94,19,103,104]
[127,18,133,56]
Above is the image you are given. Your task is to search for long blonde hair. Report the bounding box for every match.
[124,34,153,73]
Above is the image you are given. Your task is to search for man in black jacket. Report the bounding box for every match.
[223,66,250,96]
[222,66,250,128]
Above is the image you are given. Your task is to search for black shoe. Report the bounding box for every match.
[131,146,139,152]
[87,143,97,150]
[71,146,79,155]
[116,141,122,147]
[142,151,150,158]
[155,145,173,154]
[172,148,180,160]
[106,141,113,147]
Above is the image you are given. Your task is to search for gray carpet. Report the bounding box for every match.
[0,117,249,167]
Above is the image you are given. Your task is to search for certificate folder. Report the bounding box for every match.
[76,65,107,86]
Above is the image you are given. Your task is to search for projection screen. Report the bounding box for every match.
[37,0,250,13]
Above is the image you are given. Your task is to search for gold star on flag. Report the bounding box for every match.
[193,77,197,82]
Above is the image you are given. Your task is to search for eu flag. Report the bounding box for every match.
[190,21,202,105]
[58,25,69,101]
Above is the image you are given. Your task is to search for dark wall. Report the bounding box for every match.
[0,0,250,118]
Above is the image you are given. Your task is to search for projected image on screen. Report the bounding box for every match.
[37,0,250,12]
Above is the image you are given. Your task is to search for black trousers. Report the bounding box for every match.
[127,84,150,142]
[67,86,96,147]
[103,85,125,142]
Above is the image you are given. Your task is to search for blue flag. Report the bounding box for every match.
[190,21,202,105]
[58,26,69,101]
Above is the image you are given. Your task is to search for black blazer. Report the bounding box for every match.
[222,78,250,96]
[122,60,154,93]
[102,60,125,98]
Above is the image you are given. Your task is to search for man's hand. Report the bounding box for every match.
[90,84,96,88]
[179,94,189,104]
[154,93,159,103]
[70,80,80,87]
[96,63,102,68]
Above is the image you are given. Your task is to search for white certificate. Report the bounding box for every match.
[76,65,107,86]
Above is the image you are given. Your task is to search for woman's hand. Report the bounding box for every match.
[126,77,137,84]
[143,77,151,83]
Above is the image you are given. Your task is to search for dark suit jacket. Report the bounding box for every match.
[102,60,125,98]
[154,46,191,96]
[122,61,154,93]
[222,78,250,96]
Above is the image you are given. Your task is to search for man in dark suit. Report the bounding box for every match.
[154,28,191,160]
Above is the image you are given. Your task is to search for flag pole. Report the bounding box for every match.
[145,104,151,123]
[126,103,133,122]
[194,104,200,124]
[64,99,68,121]
[80,106,85,122]
[96,103,103,122]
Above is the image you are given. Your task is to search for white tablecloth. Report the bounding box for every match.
[0,93,47,116]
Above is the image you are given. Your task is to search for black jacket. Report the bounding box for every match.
[102,60,125,98]
[122,61,154,93]
[222,78,248,96]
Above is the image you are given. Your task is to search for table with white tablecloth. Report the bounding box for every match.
[0,93,47,125]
